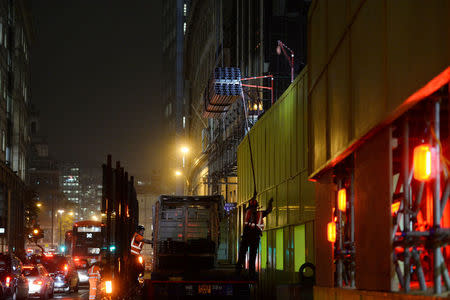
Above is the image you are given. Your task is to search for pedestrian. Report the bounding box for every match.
[88,261,101,300]
[236,195,273,278]
[130,225,152,284]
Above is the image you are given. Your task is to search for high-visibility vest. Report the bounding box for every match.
[244,210,264,231]
[130,232,144,255]
[88,265,101,281]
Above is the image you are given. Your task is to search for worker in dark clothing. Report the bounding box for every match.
[236,196,273,278]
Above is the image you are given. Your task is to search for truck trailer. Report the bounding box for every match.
[145,195,254,299]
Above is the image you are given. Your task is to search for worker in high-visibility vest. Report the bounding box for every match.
[88,262,101,300]
[130,225,151,284]
[236,196,273,278]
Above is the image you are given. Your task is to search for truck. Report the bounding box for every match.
[145,195,254,299]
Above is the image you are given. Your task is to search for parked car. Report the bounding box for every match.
[31,254,79,293]
[22,264,54,299]
[0,253,29,299]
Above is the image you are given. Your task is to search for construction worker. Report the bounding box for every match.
[236,195,273,278]
[88,262,101,300]
[130,225,151,284]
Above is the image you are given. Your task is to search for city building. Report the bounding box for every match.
[161,0,189,194]
[0,0,33,254]
[28,107,66,248]
[60,163,81,213]
[80,169,102,221]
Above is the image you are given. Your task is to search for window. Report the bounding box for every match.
[294,225,306,272]
[260,231,267,269]
[276,229,283,270]
[183,3,187,16]
[183,22,186,34]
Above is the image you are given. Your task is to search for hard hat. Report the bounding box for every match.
[137,225,145,231]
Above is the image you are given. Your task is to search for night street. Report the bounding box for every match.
[0,0,448,299]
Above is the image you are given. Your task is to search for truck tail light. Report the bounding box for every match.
[337,188,346,212]
[327,222,336,243]
[413,144,436,181]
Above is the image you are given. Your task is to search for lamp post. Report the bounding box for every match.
[57,210,64,248]
[175,171,190,194]
[276,40,295,83]
[180,146,189,168]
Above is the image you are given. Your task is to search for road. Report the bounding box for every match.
[51,287,89,300]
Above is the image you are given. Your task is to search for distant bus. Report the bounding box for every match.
[71,221,104,284]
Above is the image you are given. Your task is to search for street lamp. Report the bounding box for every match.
[180,146,189,168]
[57,210,64,248]
[175,170,190,194]
[36,203,42,208]
[276,40,295,83]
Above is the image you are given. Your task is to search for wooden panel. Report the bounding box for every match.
[327,0,347,57]
[309,0,327,88]
[354,127,392,291]
[314,169,335,287]
[311,77,328,171]
[386,0,450,112]
[351,0,386,139]
[329,36,351,155]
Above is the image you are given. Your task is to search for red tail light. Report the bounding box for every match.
[5,276,10,287]
[33,279,43,285]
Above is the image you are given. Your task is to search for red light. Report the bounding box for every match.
[327,222,336,243]
[391,202,401,215]
[413,144,436,181]
[33,279,43,285]
[74,257,80,262]
[64,264,68,271]
[337,188,346,212]
[178,234,183,238]
[138,256,144,264]
[5,276,10,287]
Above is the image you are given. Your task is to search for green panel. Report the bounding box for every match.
[294,225,306,272]
[276,228,284,270]
[260,231,267,269]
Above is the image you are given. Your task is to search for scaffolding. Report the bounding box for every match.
[391,85,450,294]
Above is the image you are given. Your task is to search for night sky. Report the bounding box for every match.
[31,1,163,178]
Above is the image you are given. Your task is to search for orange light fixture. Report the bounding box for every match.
[413,144,436,181]
[337,188,346,212]
[138,256,143,264]
[391,202,401,215]
[327,222,336,243]
[105,280,113,294]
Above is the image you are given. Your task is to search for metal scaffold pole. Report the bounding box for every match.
[433,101,442,294]
[402,117,411,292]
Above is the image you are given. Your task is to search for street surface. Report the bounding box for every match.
[51,287,88,300]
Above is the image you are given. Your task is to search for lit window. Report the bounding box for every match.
[183,22,186,34]
[183,3,187,16]
[182,116,186,128]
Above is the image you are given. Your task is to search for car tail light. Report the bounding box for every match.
[33,279,43,285]
[5,276,10,287]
